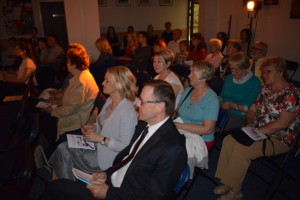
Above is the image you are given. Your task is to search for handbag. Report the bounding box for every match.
[230,128,254,146]
[229,128,275,156]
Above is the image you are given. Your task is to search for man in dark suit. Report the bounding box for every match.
[42,80,187,200]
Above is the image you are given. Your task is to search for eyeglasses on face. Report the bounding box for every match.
[138,97,161,105]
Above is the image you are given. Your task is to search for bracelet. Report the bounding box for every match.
[235,104,239,110]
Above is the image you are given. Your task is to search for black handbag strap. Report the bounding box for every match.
[174,87,194,118]
[178,87,194,110]
[262,135,275,157]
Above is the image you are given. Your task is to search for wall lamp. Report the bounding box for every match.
[246,1,262,12]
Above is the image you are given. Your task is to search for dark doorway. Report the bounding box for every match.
[40,2,69,50]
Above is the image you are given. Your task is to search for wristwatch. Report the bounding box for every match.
[100,137,107,145]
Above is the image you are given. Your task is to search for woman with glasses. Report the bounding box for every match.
[219,52,261,130]
[49,66,138,180]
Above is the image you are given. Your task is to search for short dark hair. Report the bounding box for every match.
[139,31,148,39]
[227,39,242,51]
[66,43,89,71]
[165,22,172,27]
[48,34,59,43]
[144,80,175,116]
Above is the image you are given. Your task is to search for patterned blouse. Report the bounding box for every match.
[254,84,300,147]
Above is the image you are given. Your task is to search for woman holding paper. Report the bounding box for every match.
[49,66,138,180]
[44,43,99,142]
[214,57,300,200]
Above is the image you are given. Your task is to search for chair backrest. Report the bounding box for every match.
[286,60,299,80]
[216,108,229,130]
[174,164,190,194]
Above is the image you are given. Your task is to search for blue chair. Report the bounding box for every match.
[214,108,230,150]
[174,164,190,194]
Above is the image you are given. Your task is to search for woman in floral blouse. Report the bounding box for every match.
[213,56,300,200]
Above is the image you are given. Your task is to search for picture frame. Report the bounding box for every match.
[263,0,279,5]
[137,0,151,6]
[116,0,131,6]
[98,0,107,7]
[160,0,173,6]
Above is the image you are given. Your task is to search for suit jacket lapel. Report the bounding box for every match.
[125,118,173,174]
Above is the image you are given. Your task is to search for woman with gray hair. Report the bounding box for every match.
[205,38,224,69]
[220,51,261,130]
[174,61,219,151]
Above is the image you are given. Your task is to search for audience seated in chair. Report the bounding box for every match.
[42,80,187,200]
[219,52,261,130]
[167,29,182,56]
[153,49,184,107]
[216,39,241,80]
[174,61,219,174]
[90,38,116,90]
[216,32,228,54]
[186,33,207,62]
[161,21,173,44]
[116,32,137,65]
[249,41,268,84]
[214,56,300,200]
[42,43,99,143]
[49,66,137,180]
[205,38,224,70]
[146,24,158,47]
[106,26,121,57]
[0,39,37,99]
[127,31,152,72]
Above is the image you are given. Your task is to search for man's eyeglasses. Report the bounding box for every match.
[138,97,161,105]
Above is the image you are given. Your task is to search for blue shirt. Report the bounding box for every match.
[178,88,219,142]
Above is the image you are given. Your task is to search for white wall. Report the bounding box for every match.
[98,0,188,33]
[199,0,300,81]
[64,0,100,60]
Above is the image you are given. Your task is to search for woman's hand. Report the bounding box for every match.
[221,102,236,110]
[43,105,53,114]
[81,124,96,133]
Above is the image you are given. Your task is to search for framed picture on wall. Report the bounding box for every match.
[263,0,279,5]
[116,0,131,6]
[160,0,173,6]
[98,0,107,7]
[137,0,151,6]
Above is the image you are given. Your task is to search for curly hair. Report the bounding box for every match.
[66,43,89,71]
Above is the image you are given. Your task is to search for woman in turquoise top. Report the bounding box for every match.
[174,61,219,151]
[220,51,261,130]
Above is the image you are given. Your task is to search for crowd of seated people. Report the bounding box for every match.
[2,21,300,200]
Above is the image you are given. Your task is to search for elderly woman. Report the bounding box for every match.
[216,39,241,80]
[153,49,184,107]
[45,43,99,142]
[186,33,207,61]
[49,66,138,180]
[174,61,219,151]
[205,38,224,69]
[90,38,116,89]
[220,52,261,130]
[214,56,300,200]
